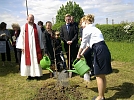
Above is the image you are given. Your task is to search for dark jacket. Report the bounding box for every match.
[42,30,54,63]
[60,23,78,51]
[53,38,62,54]
[41,27,45,33]
[72,22,79,33]
[79,27,83,38]
[10,30,20,46]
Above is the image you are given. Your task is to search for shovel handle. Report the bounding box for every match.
[68,44,70,70]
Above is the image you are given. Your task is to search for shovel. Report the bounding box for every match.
[53,40,58,78]
[68,44,72,78]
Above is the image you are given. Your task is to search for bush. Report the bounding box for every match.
[52,22,65,31]
[96,23,134,43]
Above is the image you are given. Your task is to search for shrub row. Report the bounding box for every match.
[8,23,134,43]
[96,24,134,43]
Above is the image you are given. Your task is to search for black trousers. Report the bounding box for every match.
[13,46,21,64]
[13,46,18,63]
[65,44,77,69]
[17,48,22,65]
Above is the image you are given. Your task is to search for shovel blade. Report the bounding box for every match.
[69,72,72,78]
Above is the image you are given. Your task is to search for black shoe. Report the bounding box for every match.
[26,76,34,81]
[35,77,41,81]
[90,72,94,77]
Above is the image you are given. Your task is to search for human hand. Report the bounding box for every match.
[79,38,82,41]
[76,54,81,59]
[67,41,72,45]
[22,49,24,53]
[12,36,16,42]
[44,54,48,56]
[1,33,6,36]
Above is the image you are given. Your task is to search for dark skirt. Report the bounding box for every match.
[0,40,11,61]
[92,41,112,75]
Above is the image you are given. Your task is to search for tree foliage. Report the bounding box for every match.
[56,1,84,23]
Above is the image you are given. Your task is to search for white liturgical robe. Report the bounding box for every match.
[16,23,44,77]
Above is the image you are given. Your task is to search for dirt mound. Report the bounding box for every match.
[33,82,88,100]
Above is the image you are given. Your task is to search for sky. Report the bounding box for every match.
[0,0,134,29]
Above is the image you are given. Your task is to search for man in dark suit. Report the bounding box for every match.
[70,16,79,33]
[60,14,78,75]
[70,16,79,57]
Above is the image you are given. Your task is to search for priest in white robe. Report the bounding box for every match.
[16,14,44,80]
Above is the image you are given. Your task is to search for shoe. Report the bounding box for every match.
[26,76,34,81]
[92,96,105,100]
[35,77,41,81]
[89,71,94,77]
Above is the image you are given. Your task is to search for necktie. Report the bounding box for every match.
[67,24,69,32]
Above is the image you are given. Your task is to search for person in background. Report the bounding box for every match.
[42,21,55,78]
[38,21,45,32]
[60,14,78,78]
[70,16,79,33]
[11,23,21,63]
[70,16,79,57]
[16,14,44,80]
[77,14,112,100]
[79,27,83,41]
[53,31,66,71]
[0,22,12,66]
[37,21,45,56]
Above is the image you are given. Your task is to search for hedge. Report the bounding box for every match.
[8,23,134,43]
[96,24,134,43]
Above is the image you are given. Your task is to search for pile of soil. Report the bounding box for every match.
[33,82,88,100]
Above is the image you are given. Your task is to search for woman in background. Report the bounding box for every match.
[0,22,12,66]
[11,23,22,71]
[42,21,55,78]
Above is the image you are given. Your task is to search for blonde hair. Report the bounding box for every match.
[84,14,95,24]
[79,16,86,27]
[11,23,20,30]
[55,31,60,34]
[65,14,71,18]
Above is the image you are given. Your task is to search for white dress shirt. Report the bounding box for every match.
[80,24,104,49]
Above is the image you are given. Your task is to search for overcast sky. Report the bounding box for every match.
[0,0,134,29]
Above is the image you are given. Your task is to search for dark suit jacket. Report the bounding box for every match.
[60,23,78,52]
[42,30,54,63]
[79,27,83,38]
[72,22,79,33]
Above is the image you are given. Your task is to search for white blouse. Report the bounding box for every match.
[80,24,104,49]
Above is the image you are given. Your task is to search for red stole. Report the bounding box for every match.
[25,23,42,66]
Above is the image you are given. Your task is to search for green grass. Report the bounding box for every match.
[106,41,134,63]
[0,41,134,100]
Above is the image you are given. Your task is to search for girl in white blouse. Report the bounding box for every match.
[77,14,112,100]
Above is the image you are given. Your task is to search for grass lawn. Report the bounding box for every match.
[0,41,134,100]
